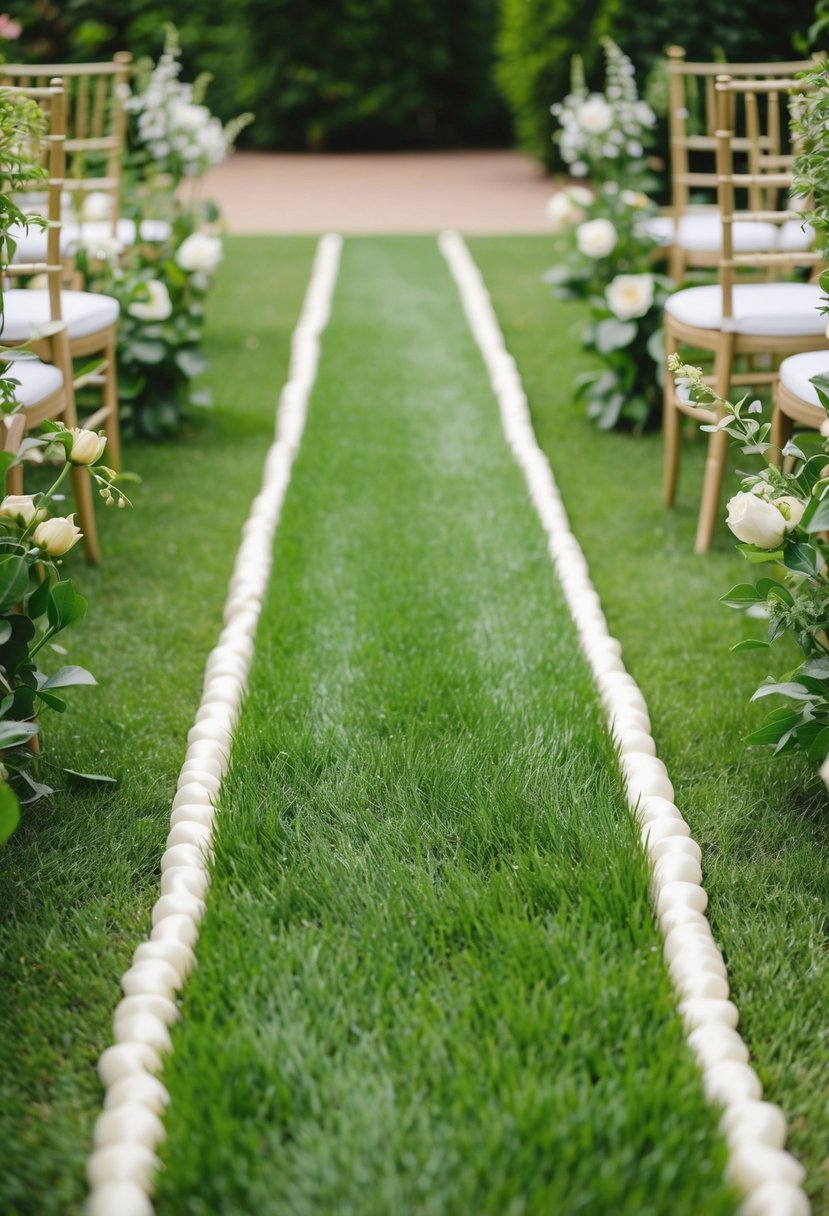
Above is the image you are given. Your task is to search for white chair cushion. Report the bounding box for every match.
[1,289,119,342]
[779,350,829,409]
[777,219,815,253]
[1,357,63,407]
[665,282,826,336]
[640,213,780,253]
[7,216,172,262]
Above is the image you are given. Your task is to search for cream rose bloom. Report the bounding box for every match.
[175,232,223,274]
[726,492,787,548]
[79,191,113,222]
[0,494,43,526]
[128,279,173,322]
[773,495,805,531]
[68,428,107,466]
[546,192,586,233]
[578,95,614,134]
[621,189,650,210]
[606,273,654,320]
[576,218,617,259]
[34,514,83,557]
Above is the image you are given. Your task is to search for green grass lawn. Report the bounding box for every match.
[0,236,317,1216]
[468,235,829,1212]
[153,237,735,1216]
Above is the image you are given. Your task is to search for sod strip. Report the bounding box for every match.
[85,234,342,1216]
[440,230,809,1216]
[152,236,735,1215]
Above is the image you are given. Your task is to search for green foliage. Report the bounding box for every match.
[7,0,508,151]
[496,0,817,167]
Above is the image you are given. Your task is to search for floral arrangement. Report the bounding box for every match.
[124,26,252,190]
[0,418,132,843]
[545,183,671,430]
[551,39,657,193]
[669,354,829,766]
[76,220,223,438]
[71,26,247,439]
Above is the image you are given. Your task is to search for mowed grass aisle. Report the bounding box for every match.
[155,238,736,1215]
[0,238,317,1216]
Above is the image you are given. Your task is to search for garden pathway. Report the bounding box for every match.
[201,150,552,233]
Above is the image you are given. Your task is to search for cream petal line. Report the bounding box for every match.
[739,1182,810,1216]
[87,234,343,1215]
[438,229,807,1212]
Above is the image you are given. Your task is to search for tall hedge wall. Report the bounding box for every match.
[8,0,510,150]
[496,0,819,166]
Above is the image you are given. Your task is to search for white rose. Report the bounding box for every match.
[773,495,805,531]
[726,492,787,549]
[578,94,614,135]
[546,192,586,233]
[175,232,223,274]
[621,189,650,210]
[0,494,43,526]
[68,428,107,466]
[568,186,594,207]
[79,191,113,222]
[606,273,655,320]
[570,160,589,177]
[75,231,122,262]
[576,218,617,259]
[128,279,173,322]
[34,514,83,557]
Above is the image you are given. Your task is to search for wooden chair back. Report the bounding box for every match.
[0,56,131,237]
[714,74,822,325]
[667,49,821,232]
[1,79,65,328]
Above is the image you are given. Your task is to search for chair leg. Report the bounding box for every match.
[6,464,23,495]
[770,399,792,468]
[102,330,121,473]
[669,244,685,285]
[70,464,101,565]
[694,335,734,554]
[662,330,681,506]
[56,328,101,565]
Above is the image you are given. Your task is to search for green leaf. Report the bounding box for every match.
[800,656,829,679]
[804,724,829,764]
[0,782,20,845]
[37,689,66,712]
[736,543,784,564]
[646,327,664,364]
[26,574,51,620]
[40,665,97,690]
[802,494,829,534]
[129,339,166,365]
[0,719,38,747]
[593,318,637,354]
[782,539,819,577]
[0,556,29,613]
[751,681,814,702]
[746,711,800,746]
[0,620,11,645]
[730,637,771,651]
[47,580,88,631]
[720,582,764,608]
[63,768,117,784]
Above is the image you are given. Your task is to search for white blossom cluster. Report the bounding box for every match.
[551,38,655,181]
[125,48,231,178]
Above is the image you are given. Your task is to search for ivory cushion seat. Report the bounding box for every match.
[778,351,829,409]
[3,357,63,406]
[665,282,826,336]
[8,217,171,261]
[642,213,780,253]
[2,289,119,342]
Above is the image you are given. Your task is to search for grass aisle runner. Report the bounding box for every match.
[154,236,736,1215]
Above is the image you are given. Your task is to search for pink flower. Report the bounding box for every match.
[0,14,22,39]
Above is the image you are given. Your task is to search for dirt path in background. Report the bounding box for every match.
[201,150,553,234]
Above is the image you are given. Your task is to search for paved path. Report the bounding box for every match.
[202,150,553,234]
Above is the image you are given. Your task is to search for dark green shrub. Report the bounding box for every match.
[496,0,819,167]
[5,0,510,150]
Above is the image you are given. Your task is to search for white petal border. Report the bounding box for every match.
[85,232,343,1216]
[438,229,810,1216]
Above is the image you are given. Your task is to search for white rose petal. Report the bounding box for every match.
[175,232,223,274]
[726,491,787,549]
[34,513,83,557]
[128,279,173,322]
[773,495,805,531]
[0,493,43,526]
[606,273,654,321]
[68,427,107,466]
[576,218,618,259]
[578,94,614,135]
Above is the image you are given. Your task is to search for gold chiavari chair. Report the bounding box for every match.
[0,80,101,561]
[662,74,828,552]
